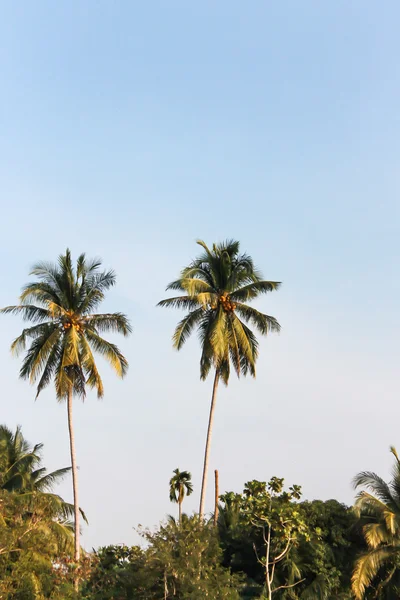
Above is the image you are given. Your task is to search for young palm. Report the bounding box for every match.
[352,447,400,599]
[158,240,280,518]
[169,468,194,524]
[1,250,131,561]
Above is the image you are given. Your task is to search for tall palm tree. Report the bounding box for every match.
[352,447,400,599]
[169,468,193,524]
[1,250,131,561]
[158,240,280,518]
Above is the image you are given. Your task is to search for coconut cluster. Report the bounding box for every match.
[219,294,237,313]
[63,320,84,333]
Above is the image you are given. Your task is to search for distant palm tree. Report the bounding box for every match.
[352,446,400,599]
[159,240,280,517]
[1,250,131,561]
[169,468,193,524]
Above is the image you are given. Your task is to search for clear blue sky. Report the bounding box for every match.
[1,1,399,550]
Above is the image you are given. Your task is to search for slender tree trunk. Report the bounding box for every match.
[67,387,80,562]
[214,469,219,526]
[266,524,272,600]
[199,370,219,519]
[164,569,168,600]
[179,499,182,525]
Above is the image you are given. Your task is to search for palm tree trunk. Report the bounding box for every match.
[214,469,219,526]
[179,499,182,525]
[67,386,80,562]
[199,370,219,519]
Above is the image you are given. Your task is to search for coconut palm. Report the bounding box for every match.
[1,250,131,561]
[169,468,193,524]
[0,424,71,494]
[0,424,86,524]
[352,447,400,599]
[158,239,280,517]
[0,427,81,596]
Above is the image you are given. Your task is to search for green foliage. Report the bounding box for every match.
[219,481,359,599]
[82,518,241,599]
[219,478,309,598]
[158,239,280,383]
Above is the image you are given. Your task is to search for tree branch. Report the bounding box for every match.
[272,537,294,564]
[272,578,306,593]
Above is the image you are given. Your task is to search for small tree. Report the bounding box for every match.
[241,478,309,599]
[169,469,193,524]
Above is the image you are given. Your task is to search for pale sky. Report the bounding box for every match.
[1,1,399,550]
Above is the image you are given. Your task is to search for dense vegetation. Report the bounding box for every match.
[1,244,398,598]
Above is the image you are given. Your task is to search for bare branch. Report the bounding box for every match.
[253,542,264,567]
[272,537,294,564]
[272,578,306,593]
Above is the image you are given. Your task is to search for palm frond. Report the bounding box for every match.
[34,467,72,492]
[19,325,61,383]
[352,547,400,599]
[167,278,215,295]
[208,307,228,363]
[1,305,51,323]
[353,472,397,510]
[79,270,117,312]
[157,296,201,310]
[363,522,394,549]
[85,330,128,378]
[19,282,63,308]
[172,308,204,350]
[85,313,132,336]
[230,280,281,302]
[10,323,55,357]
[180,265,217,289]
[234,303,281,335]
[79,334,104,398]
[198,313,217,380]
[230,315,258,376]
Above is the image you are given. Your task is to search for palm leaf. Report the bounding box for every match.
[234,303,281,335]
[230,280,281,302]
[85,330,128,378]
[352,547,400,599]
[172,308,204,350]
[85,312,132,336]
[157,296,201,310]
[1,305,51,323]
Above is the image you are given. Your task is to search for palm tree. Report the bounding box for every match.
[0,424,71,493]
[0,426,80,596]
[169,468,193,524]
[158,239,280,518]
[1,250,131,561]
[0,424,85,522]
[352,446,400,599]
